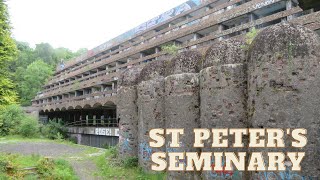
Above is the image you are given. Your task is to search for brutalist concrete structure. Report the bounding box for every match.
[200,38,248,179]
[247,23,320,179]
[118,66,143,157]
[32,0,320,148]
[165,51,202,180]
[116,22,320,179]
[137,60,166,171]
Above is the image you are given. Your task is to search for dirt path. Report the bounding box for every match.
[0,140,105,180]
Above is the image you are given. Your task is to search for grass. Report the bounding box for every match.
[0,136,166,179]
[0,153,78,180]
[92,147,166,180]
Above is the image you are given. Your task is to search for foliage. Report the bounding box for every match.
[242,27,259,50]
[16,60,53,106]
[41,119,67,140]
[0,78,18,106]
[18,116,39,137]
[161,44,180,55]
[0,0,18,106]
[0,104,39,137]
[0,153,78,179]
[123,156,139,168]
[0,104,25,136]
[93,147,166,179]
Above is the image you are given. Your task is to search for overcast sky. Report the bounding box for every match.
[6,0,187,51]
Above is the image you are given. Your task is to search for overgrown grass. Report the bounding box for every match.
[0,153,78,180]
[92,147,166,180]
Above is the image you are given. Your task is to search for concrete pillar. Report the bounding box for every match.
[137,60,166,171]
[165,51,202,180]
[200,39,247,180]
[248,23,320,179]
[218,24,225,41]
[118,66,143,158]
[116,61,121,72]
[155,47,160,60]
[286,0,293,20]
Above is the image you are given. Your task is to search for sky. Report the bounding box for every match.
[6,0,187,51]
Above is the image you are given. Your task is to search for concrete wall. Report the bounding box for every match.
[117,22,320,179]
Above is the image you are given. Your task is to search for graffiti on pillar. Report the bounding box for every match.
[209,158,241,179]
[139,142,153,161]
[119,125,132,151]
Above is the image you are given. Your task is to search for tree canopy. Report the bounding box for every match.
[0,0,18,106]
[0,0,87,106]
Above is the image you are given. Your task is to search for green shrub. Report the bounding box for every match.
[161,44,180,55]
[242,27,259,50]
[123,156,138,168]
[0,104,25,136]
[52,159,78,180]
[41,119,67,140]
[18,116,39,137]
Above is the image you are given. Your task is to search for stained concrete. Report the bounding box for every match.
[165,51,202,180]
[248,23,320,179]
[118,66,143,158]
[137,60,166,171]
[200,38,248,180]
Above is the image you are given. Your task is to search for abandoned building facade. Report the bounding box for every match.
[32,0,320,149]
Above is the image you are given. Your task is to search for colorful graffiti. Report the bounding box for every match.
[58,0,205,71]
[209,158,242,179]
[258,168,317,180]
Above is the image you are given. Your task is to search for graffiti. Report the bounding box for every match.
[139,142,153,161]
[119,125,132,151]
[134,0,200,34]
[166,141,185,153]
[258,169,316,180]
[253,0,275,10]
[57,0,205,71]
[209,158,241,179]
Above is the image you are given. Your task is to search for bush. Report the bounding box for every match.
[18,116,39,137]
[0,104,26,136]
[161,44,180,55]
[123,157,138,168]
[41,119,67,140]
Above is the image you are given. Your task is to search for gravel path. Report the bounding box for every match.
[0,141,104,180]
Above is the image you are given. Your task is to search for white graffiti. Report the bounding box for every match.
[253,0,275,10]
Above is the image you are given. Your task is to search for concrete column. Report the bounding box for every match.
[218,24,225,41]
[116,61,121,72]
[165,51,202,180]
[118,67,143,158]
[286,0,293,20]
[248,23,320,179]
[155,47,160,60]
[112,82,115,91]
[137,60,166,171]
[200,39,247,179]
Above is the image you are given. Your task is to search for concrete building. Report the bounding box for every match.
[32,0,320,147]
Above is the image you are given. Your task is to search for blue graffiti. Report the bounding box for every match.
[139,142,152,161]
[258,167,317,180]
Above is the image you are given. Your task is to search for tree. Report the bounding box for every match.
[0,0,18,106]
[18,60,53,106]
[34,43,56,67]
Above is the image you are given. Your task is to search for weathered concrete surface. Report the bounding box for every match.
[118,66,142,158]
[200,38,248,180]
[137,60,166,171]
[248,23,320,179]
[165,51,202,180]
